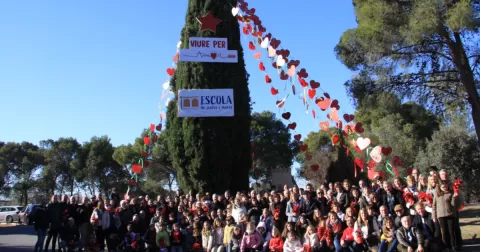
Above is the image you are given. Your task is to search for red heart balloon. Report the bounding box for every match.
[308,89,316,99]
[156,123,162,131]
[254,52,261,60]
[297,68,308,78]
[354,158,365,170]
[330,99,340,110]
[270,87,278,95]
[259,62,265,71]
[298,77,308,88]
[343,114,355,123]
[300,144,308,152]
[276,100,284,108]
[331,135,340,145]
[293,134,301,141]
[280,70,288,80]
[310,80,320,89]
[381,147,392,156]
[132,164,142,174]
[288,60,300,68]
[248,41,256,50]
[282,112,291,120]
[265,75,272,83]
[150,124,155,132]
[167,68,175,76]
[354,122,364,133]
[270,38,281,49]
[144,137,151,146]
[287,122,297,130]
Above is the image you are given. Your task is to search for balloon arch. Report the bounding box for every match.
[127,0,411,190]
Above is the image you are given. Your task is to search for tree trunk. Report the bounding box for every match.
[450,32,480,141]
[23,188,28,206]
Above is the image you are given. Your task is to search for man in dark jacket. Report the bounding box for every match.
[378,181,405,215]
[45,196,62,252]
[76,196,91,247]
[300,191,318,221]
[33,200,49,252]
[413,202,443,251]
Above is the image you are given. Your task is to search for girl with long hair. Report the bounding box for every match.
[90,200,110,251]
[201,221,214,252]
[378,216,397,252]
[353,208,379,250]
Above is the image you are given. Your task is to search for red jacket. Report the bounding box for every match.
[341,227,354,242]
[269,237,284,252]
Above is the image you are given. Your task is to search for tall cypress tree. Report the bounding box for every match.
[165,0,251,193]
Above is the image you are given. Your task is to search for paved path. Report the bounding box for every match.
[0,224,37,252]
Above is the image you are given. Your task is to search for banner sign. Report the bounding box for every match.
[177,89,234,117]
[179,37,238,63]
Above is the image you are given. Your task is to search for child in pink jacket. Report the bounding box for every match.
[240,222,262,252]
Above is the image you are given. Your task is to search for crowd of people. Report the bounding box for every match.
[32,166,464,252]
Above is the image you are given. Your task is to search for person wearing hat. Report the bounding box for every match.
[300,190,318,222]
[394,204,409,229]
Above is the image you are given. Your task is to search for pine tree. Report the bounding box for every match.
[165,0,251,193]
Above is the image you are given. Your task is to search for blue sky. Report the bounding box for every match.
[0,0,357,147]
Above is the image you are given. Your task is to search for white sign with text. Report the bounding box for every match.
[179,37,238,63]
[177,88,234,117]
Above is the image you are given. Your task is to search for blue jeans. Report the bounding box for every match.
[379,239,398,252]
[171,245,183,252]
[34,228,46,252]
[334,237,342,251]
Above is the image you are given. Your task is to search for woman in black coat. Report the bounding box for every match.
[33,200,49,252]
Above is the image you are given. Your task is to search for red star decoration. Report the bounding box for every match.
[197,12,221,33]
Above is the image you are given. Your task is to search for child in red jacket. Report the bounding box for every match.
[268,227,284,252]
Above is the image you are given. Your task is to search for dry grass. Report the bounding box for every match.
[459,203,480,245]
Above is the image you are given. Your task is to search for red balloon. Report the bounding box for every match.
[132,164,143,174]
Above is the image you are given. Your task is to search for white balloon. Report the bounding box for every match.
[261,37,269,48]
[165,98,171,105]
[176,41,182,48]
[276,55,286,67]
[231,6,240,17]
[163,81,170,90]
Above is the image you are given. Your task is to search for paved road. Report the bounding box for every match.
[0,224,37,252]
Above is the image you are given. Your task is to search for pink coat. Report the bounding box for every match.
[241,231,262,252]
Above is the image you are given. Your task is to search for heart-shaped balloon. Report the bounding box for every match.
[356,137,371,150]
[231,6,240,16]
[276,55,286,67]
[281,112,291,120]
[287,65,296,77]
[370,146,382,163]
[308,89,316,99]
[259,62,265,71]
[294,134,301,141]
[261,37,269,48]
[319,120,329,131]
[328,108,339,122]
[254,52,261,60]
[268,46,276,57]
[270,87,278,95]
